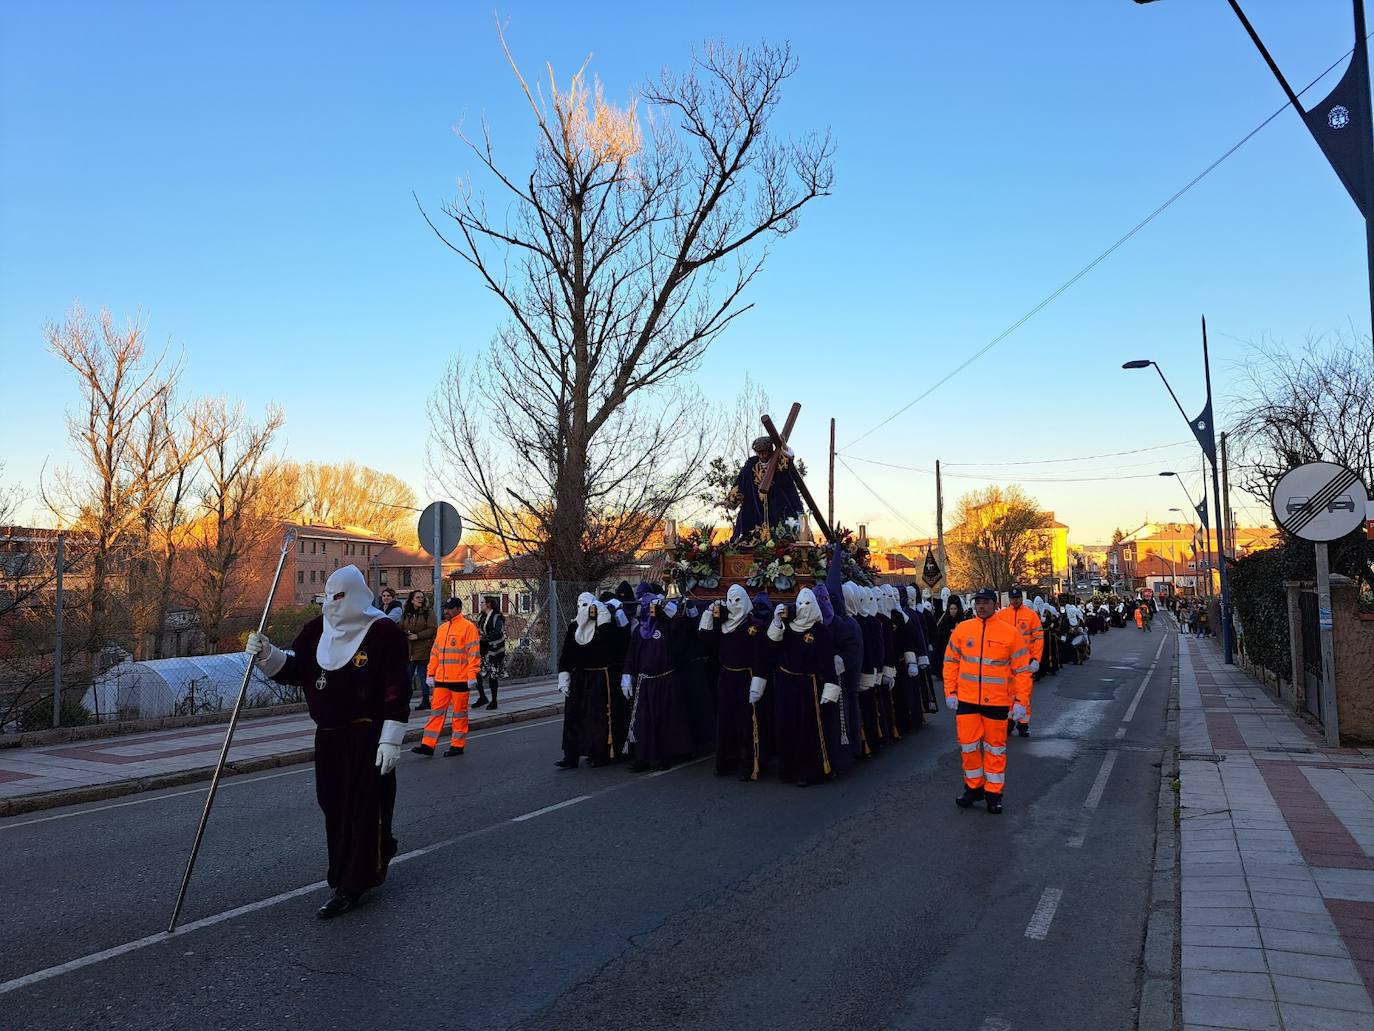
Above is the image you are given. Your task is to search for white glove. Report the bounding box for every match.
[467,679,477,691]
[858,672,874,692]
[907,663,918,678]
[426,675,435,688]
[946,695,959,712]
[882,666,897,685]
[902,651,917,666]
[748,676,766,704]
[775,603,789,621]
[375,741,400,775]
[615,608,628,628]
[662,600,678,618]
[834,655,845,676]
[1013,703,1027,722]
[918,655,930,668]
[245,631,286,675]
[1030,660,1040,673]
[621,674,633,699]
[558,671,571,697]
[821,682,841,704]
[698,607,714,631]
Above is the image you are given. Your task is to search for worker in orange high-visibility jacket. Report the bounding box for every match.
[994,586,1043,739]
[943,587,1033,815]
[415,596,481,757]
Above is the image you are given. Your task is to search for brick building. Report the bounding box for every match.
[278,524,395,608]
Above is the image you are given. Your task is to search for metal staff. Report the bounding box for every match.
[168,528,296,932]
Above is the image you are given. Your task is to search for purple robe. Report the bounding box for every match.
[624,609,694,767]
[272,616,409,897]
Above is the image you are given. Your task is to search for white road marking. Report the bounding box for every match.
[1024,887,1063,940]
[1083,751,1118,811]
[0,742,699,994]
[980,1018,1012,1031]
[647,755,713,778]
[0,717,564,830]
[1114,726,1127,740]
[511,795,591,822]
[1122,636,1167,725]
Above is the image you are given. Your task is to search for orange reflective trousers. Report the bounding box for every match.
[956,706,1009,795]
[422,684,470,749]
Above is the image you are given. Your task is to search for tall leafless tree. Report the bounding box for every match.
[423,34,833,583]
[45,305,177,651]
[1229,333,1374,505]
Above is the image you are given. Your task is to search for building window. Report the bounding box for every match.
[310,570,317,583]
[297,571,304,584]
[320,542,326,555]
[402,567,412,587]
[380,570,388,586]
[310,541,317,554]
[298,540,305,554]
[518,591,532,613]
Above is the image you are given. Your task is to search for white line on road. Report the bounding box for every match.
[1083,751,1118,812]
[1024,887,1063,941]
[0,744,697,995]
[980,1018,1012,1031]
[1122,636,1167,725]
[1114,726,1127,739]
[0,718,564,830]
[511,795,591,822]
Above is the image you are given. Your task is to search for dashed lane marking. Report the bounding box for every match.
[1024,887,1063,941]
[980,1018,1012,1031]
[511,795,591,822]
[1122,636,1168,725]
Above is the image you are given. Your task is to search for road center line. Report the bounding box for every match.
[0,717,564,830]
[1122,636,1168,725]
[979,1018,1012,1031]
[511,795,591,822]
[1024,887,1063,940]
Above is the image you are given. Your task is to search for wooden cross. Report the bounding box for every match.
[758,403,836,543]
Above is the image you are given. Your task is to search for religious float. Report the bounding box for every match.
[666,403,884,601]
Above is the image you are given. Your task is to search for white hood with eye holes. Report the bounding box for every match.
[318,566,388,671]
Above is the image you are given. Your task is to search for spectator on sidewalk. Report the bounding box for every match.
[400,590,438,708]
[414,597,480,757]
[377,588,403,623]
[476,596,506,710]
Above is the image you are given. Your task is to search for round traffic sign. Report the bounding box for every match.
[1271,462,1369,542]
[418,501,462,557]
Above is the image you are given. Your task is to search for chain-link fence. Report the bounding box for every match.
[503,578,599,679]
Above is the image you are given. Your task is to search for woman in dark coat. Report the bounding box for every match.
[400,590,437,708]
[931,595,966,682]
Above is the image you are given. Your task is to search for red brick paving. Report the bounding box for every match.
[1327,899,1374,998]
[0,768,38,784]
[1256,759,1374,870]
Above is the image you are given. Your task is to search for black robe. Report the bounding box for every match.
[558,621,624,765]
[830,612,865,765]
[624,609,695,767]
[730,454,804,542]
[701,612,771,778]
[272,616,409,897]
[768,619,838,785]
[856,613,888,752]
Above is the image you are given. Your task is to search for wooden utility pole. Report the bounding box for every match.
[935,460,946,574]
[828,418,836,532]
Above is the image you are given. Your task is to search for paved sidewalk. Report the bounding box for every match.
[1179,631,1374,1030]
[0,676,561,816]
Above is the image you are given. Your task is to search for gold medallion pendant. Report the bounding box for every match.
[352,651,369,668]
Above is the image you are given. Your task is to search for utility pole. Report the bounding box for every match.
[53,532,64,729]
[935,460,946,575]
[1220,431,1235,558]
[828,417,836,533]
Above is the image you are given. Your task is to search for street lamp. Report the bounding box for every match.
[1161,472,1209,598]
[1123,332,1234,664]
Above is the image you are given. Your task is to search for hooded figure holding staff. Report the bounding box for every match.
[248,566,409,919]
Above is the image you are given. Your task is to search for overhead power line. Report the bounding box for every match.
[843,454,1177,483]
[838,456,931,538]
[840,39,1365,453]
[942,440,1192,468]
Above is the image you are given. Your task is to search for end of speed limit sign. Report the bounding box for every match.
[1271,462,1370,542]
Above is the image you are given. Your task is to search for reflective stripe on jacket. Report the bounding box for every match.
[941,616,1032,708]
[995,604,1043,664]
[427,616,481,683]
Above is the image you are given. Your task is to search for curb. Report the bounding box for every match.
[1138,633,1180,1031]
[0,702,563,820]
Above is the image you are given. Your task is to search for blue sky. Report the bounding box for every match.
[1,0,1367,543]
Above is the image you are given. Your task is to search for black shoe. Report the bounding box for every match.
[474,696,490,708]
[444,745,465,757]
[316,893,358,919]
[1016,722,1029,737]
[629,760,651,773]
[1008,718,1016,734]
[986,794,1004,815]
[554,758,577,769]
[410,744,434,756]
[485,701,497,710]
[589,759,607,768]
[956,786,985,809]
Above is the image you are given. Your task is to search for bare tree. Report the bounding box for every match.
[45,305,176,651]
[423,34,833,582]
[286,461,418,544]
[1229,333,1374,504]
[185,399,286,652]
[948,485,1047,592]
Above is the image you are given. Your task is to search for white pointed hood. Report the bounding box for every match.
[574,592,601,645]
[317,566,388,671]
[722,583,750,634]
[791,587,821,632]
[860,587,878,618]
[841,581,861,617]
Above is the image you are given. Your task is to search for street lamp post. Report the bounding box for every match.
[1124,334,1234,664]
[1161,472,1211,598]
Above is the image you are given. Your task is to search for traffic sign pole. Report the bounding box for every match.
[434,507,443,610]
[1314,542,1341,747]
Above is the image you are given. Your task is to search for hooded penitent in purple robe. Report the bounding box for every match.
[767,589,840,786]
[623,588,694,770]
[700,584,772,779]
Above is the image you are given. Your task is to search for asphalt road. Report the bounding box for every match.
[0,622,1177,1031]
